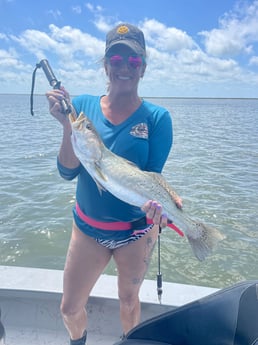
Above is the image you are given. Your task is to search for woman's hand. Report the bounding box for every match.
[141,200,168,228]
[46,87,80,168]
[46,87,71,127]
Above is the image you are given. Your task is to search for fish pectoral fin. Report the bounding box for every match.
[93,162,108,194]
[94,162,108,181]
[94,179,106,194]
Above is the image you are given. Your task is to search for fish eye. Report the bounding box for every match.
[86,123,92,130]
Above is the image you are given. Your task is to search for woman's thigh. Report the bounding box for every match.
[62,222,112,311]
[113,225,159,298]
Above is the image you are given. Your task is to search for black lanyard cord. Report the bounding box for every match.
[157,227,163,303]
[30,63,41,116]
[30,59,72,116]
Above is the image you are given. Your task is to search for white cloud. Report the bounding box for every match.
[93,17,113,33]
[47,9,62,20]
[141,19,196,52]
[85,2,112,33]
[85,3,94,12]
[199,0,258,57]
[249,55,258,65]
[0,24,107,94]
[0,48,34,93]
[72,6,82,14]
[85,3,103,13]
[0,10,258,97]
[48,24,104,58]
[10,30,58,60]
[0,49,18,65]
[0,33,9,41]
[175,49,240,79]
[9,24,105,63]
[142,19,242,87]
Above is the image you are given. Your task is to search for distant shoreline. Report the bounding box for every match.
[1,93,258,100]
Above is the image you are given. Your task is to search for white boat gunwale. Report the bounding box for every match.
[0,265,219,345]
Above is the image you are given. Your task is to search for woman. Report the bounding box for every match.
[46,23,179,345]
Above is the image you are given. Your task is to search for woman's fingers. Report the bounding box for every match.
[141,200,168,228]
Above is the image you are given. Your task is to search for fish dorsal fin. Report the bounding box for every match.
[149,172,182,208]
[127,160,138,167]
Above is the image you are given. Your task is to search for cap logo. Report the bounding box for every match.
[117,25,129,35]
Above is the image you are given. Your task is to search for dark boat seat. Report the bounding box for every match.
[118,339,168,345]
[118,280,258,345]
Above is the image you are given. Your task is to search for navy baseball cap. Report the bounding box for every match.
[105,23,146,56]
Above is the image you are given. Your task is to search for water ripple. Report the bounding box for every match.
[0,95,258,288]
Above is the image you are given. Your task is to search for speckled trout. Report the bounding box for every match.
[69,112,225,261]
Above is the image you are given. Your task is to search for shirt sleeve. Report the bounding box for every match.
[57,158,81,180]
[145,110,173,173]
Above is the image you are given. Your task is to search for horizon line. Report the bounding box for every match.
[0,93,258,100]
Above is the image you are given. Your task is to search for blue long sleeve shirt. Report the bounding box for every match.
[57,95,173,240]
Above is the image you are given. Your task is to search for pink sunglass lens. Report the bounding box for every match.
[108,55,143,69]
[109,55,123,67]
[128,56,142,68]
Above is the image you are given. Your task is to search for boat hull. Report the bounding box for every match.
[0,266,218,345]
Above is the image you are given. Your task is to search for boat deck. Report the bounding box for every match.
[0,266,218,345]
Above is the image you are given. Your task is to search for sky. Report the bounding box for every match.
[1,0,258,97]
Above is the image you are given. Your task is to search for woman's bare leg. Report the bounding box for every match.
[60,222,112,340]
[113,225,159,334]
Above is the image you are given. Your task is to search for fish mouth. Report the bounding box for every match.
[69,112,86,129]
[69,112,76,123]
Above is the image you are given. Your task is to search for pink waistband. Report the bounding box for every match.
[75,202,184,236]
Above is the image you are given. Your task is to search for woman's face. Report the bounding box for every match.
[104,44,146,94]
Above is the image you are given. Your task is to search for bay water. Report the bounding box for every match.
[0,94,257,288]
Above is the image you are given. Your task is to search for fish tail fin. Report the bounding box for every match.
[186,222,226,261]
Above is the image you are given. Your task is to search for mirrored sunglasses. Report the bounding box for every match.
[106,54,144,69]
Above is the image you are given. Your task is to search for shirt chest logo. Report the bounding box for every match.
[130,123,149,139]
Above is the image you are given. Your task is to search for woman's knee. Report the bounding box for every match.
[60,298,73,318]
[60,296,85,318]
[118,288,140,309]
